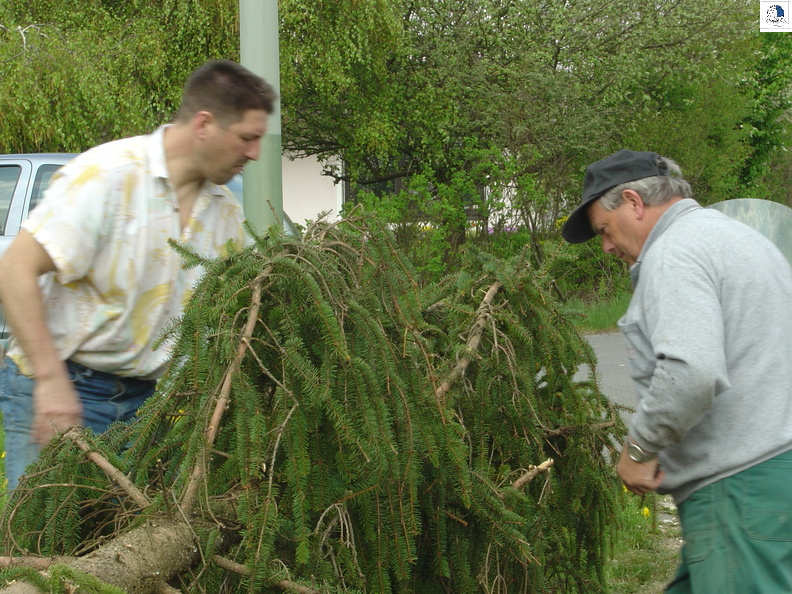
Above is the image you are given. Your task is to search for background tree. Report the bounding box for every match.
[0,0,787,287]
[278,0,776,281]
[737,32,792,205]
[0,0,238,151]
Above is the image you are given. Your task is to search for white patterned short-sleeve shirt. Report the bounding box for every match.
[8,126,246,379]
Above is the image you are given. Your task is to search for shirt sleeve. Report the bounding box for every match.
[22,160,112,285]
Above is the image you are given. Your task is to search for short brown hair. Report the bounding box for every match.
[175,59,277,125]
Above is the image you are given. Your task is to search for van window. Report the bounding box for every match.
[0,165,22,235]
[28,164,63,214]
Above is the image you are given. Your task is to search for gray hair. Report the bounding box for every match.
[599,156,692,211]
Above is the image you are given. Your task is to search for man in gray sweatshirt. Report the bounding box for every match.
[562,150,792,593]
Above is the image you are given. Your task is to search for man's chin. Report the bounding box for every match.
[212,171,237,185]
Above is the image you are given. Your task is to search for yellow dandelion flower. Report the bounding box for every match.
[642,507,651,518]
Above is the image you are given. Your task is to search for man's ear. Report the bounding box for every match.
[622,189,646,219]
[192,111,214,139]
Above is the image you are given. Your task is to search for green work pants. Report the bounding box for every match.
[666,448,792,594]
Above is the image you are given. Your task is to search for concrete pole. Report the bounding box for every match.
[239,0,283,234]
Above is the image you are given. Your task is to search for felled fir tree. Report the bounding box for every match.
[1,213,623,594]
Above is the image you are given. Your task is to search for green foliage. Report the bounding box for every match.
[621,62,756,204]
[0,21,152,151]
[738,33,792,200]
[279,0,783,286]
[0,563,126,593]
[546,239,632,304]
[2,0,789,268]
[0,0,239,152]
[349,159,486,278]
[1,214,624,592]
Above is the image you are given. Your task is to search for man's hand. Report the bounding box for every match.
[617,445,665,495]
[32,371,83,445]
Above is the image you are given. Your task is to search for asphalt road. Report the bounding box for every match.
[578,331,636,425]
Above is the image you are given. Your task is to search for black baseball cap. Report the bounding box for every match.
[562,150,667,244]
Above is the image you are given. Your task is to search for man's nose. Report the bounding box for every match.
[601,236,615,255]
[245,141,261,161]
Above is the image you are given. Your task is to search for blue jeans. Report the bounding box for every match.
[0,357,156,492]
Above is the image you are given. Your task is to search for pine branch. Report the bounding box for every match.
[181,268,269,513]
[1,218,625,592]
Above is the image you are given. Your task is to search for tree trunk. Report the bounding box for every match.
[1,520,197,594]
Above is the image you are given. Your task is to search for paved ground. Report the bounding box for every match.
[578,331,635,424]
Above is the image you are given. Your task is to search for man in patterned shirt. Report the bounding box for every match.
[0,59,277,491]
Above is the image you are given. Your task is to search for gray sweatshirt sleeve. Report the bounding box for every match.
[621,246,731,453]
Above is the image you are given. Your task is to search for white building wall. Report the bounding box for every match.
[282,155,343,227]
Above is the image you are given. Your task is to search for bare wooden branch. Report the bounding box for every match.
[211,554,249,576]
[544,420,617,437]
[212,556,322,594]
[272,579,322,594]
[0,582,40,594]
[1,521,197,594]
[511,459,554,492]
[63,428,150,508]
[435,281,503,403]
[0,556,67,570]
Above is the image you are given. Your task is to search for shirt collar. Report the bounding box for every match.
[148,124,227,199]
[148,125,170,181]
[629,198,701,285]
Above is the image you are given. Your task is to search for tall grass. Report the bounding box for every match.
[0,415,6,500]
[0,413,8,500]
[561,291,632,334]
[608,490,681,593]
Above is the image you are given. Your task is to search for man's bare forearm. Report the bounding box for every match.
[0,231,82,444]
[0,231,64,379]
